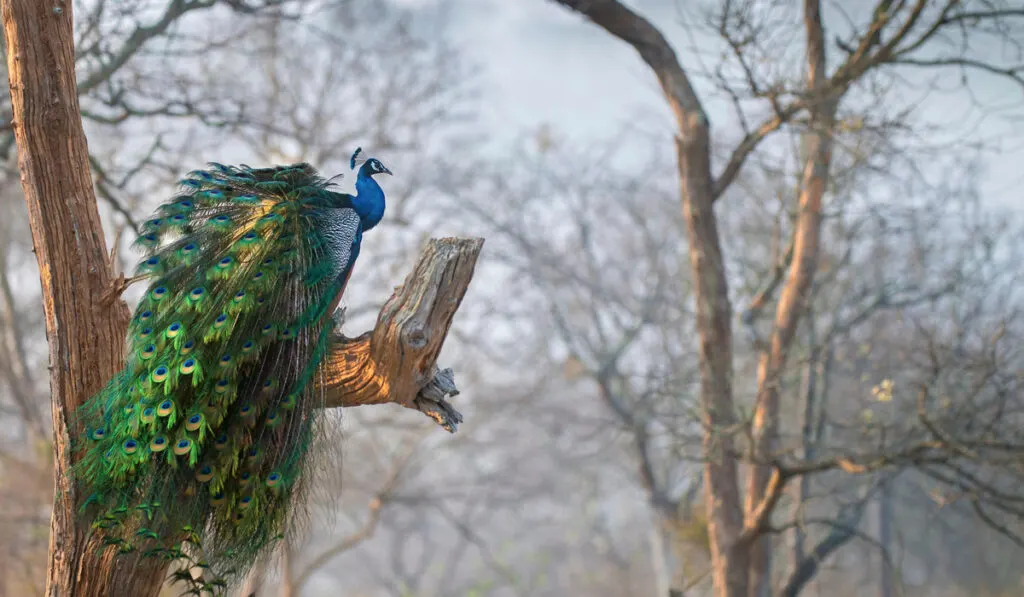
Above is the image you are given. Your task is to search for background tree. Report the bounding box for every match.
[546,1,1024,596]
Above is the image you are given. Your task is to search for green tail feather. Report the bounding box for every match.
[73,162,357,593]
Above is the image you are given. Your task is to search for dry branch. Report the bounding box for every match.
[321,237,482,432]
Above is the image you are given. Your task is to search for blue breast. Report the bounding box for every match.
[353,175,386,231]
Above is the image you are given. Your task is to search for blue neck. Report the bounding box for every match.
[352,169,386,231]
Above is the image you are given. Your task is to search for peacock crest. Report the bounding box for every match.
[71,153,390,595]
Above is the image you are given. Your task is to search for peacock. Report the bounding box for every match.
[71,148,391,594]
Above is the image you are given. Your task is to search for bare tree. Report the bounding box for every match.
[541,1,1024,596]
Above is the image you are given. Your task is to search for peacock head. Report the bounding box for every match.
[350,147,392,178]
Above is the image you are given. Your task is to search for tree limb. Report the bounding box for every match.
[320,237,482,432]
[779,500,869,597]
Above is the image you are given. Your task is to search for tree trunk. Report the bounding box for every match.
[745,2,837,595]
[1,0,166,594]
[547,2,749,595]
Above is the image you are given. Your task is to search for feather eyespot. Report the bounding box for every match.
[183,243,197,253]
[138,310,153,321]
[151,286,168,300]
[90,428,105,440]
[219,354,232,367]
[166,322,182,339]
[180,339,195,355]
[141,407,156,423]
[151,366,169,383]
[157,400,174,417]
[281,394,297,409]
[214,313,228,327]
[185,414,204,431]
[239,404,252,415]
[238,495,253,510]
[140,344,157,360]
[214,379,230,394]
[190,287,205,298]
[211,491,226,505]
[241,340,255,353]
[139,327,154,339]
[122,440,138,455]
[214,434,229,450]
[173,439,192,455]
[179,358,196,375]
[266,472,281,488]
[150,436,168,452]
[196,465,214,482]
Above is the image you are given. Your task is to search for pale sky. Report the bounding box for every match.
[398,0,1023,211]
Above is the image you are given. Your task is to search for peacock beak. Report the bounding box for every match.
[382,166,393,176]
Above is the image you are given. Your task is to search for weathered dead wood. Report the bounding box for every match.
[321,237,482,432]
[2,1,480,595]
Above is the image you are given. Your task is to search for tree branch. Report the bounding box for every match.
[319,237,482,432]
[76,0,217,95]
[779,499,869,597]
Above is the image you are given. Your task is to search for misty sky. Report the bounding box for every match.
[397,0,1023,211]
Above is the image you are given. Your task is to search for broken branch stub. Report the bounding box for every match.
[319,237,484,432]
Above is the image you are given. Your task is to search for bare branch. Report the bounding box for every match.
[319,237,483,432]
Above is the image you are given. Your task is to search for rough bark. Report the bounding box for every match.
[549,2,747,595]
[1,0,155,594]
[2,1,480,595]
[744,2,837,595]
[321,237,483,432]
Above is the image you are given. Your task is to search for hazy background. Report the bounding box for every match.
[1,1,1023,596]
